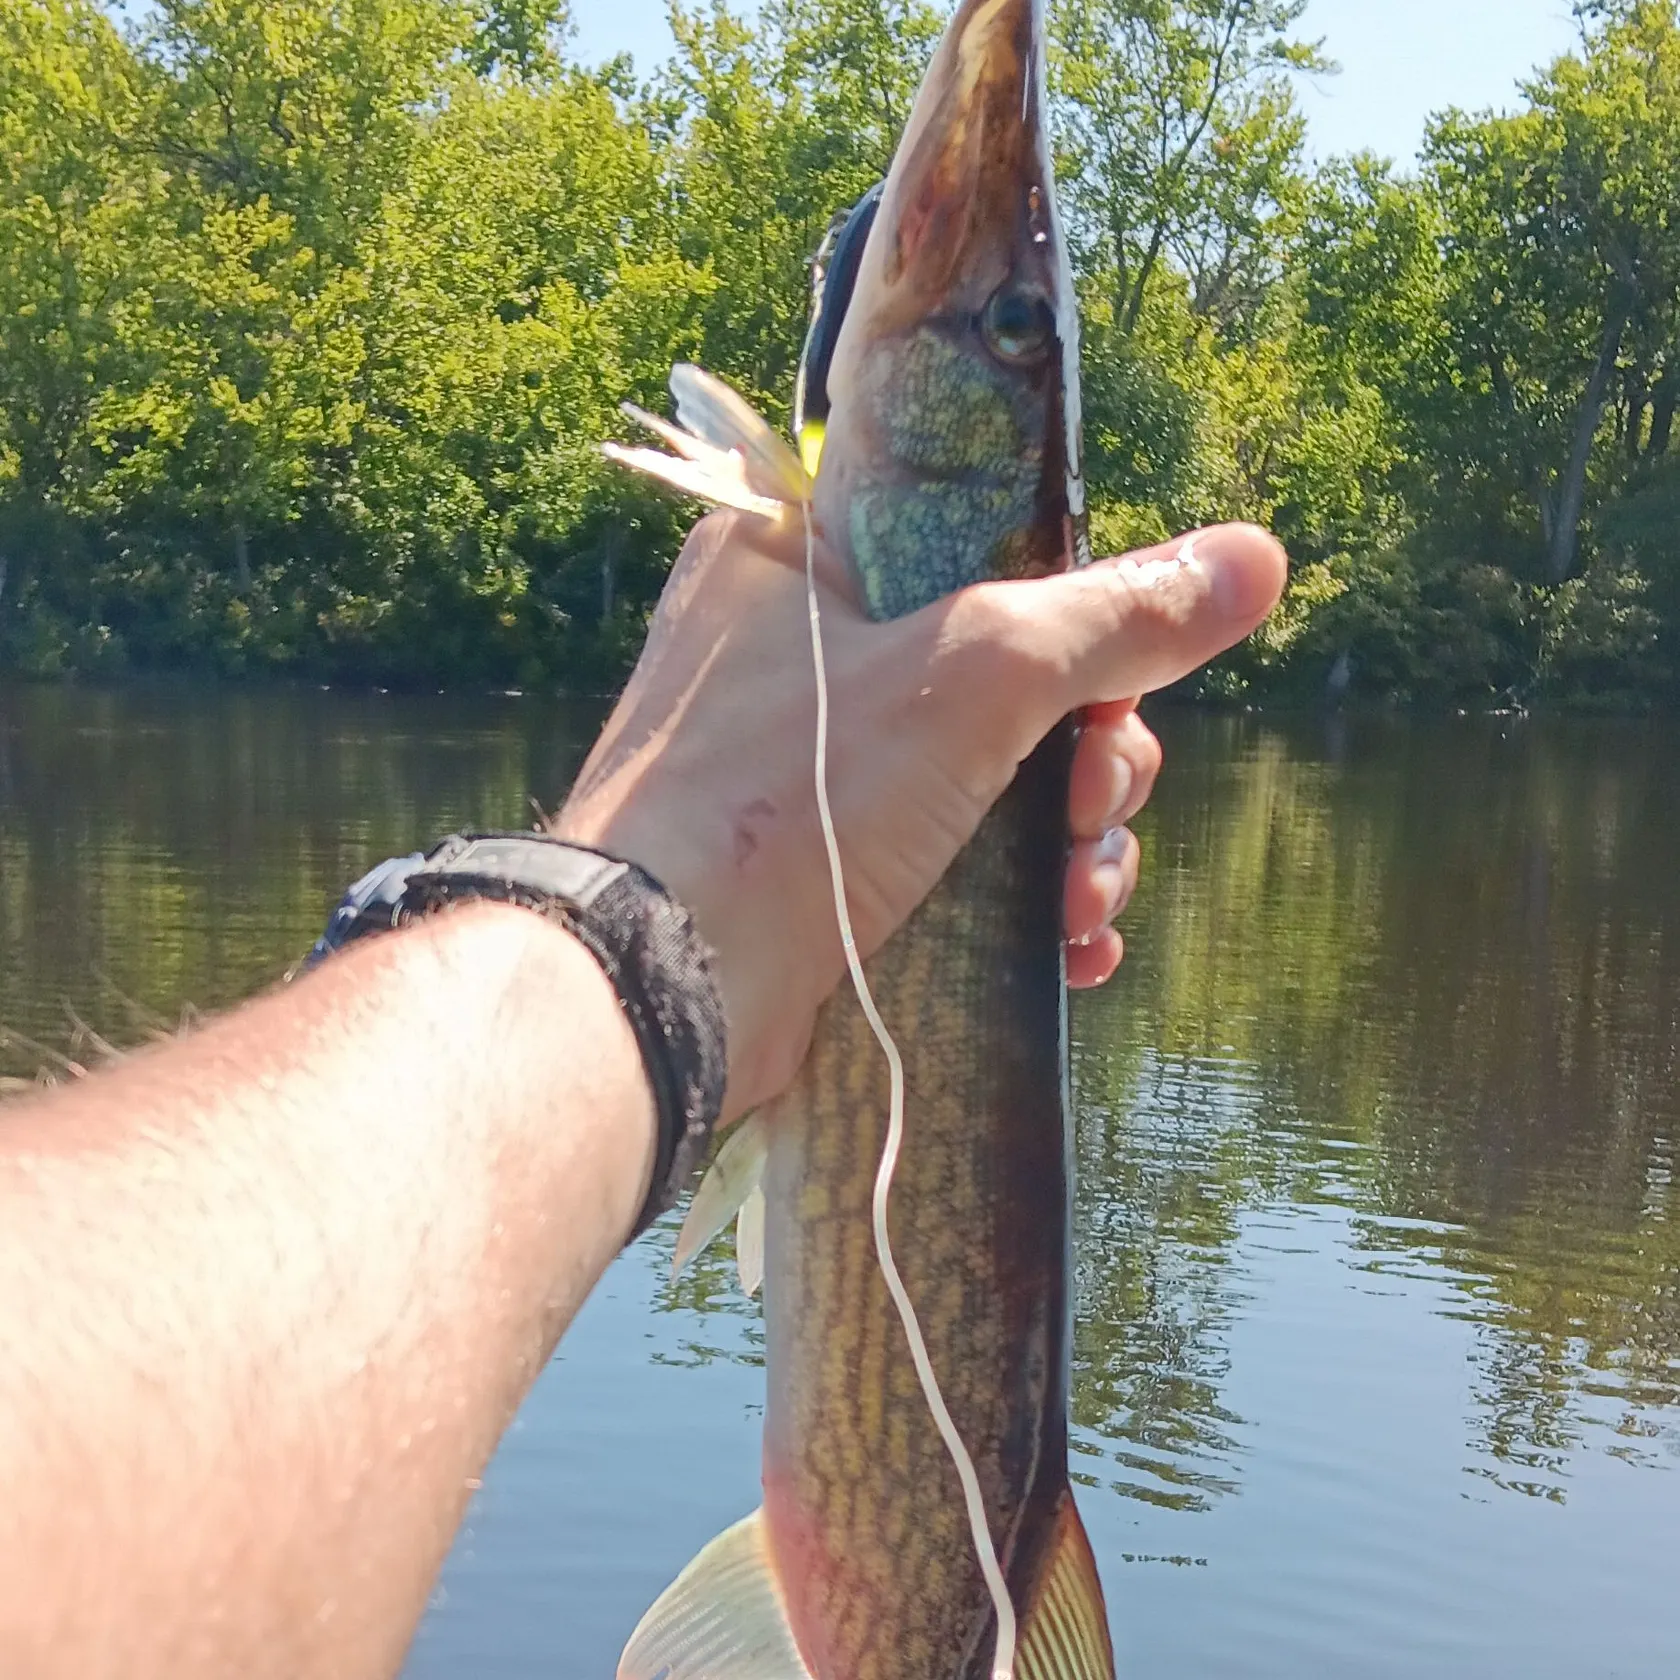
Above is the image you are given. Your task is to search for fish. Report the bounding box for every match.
[605,0,1112,1675]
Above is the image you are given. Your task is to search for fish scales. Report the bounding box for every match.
[762,734,1075,1680]
[612,0,1115,1674]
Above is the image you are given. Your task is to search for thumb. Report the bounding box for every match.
[990,522,1288,719]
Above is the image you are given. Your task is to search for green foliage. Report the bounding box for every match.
[1051,0,1326,335]
[0,0,709,681]
[1539,555,1665,700]
[1422,3,1680,588]
[1,0,1678,701]
[1306,548,1533,703]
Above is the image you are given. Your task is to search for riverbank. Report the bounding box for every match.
[5,6,1678,720]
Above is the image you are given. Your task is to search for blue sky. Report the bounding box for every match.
[569,0,1584,166]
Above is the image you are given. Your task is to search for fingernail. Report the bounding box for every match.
[1096,825,1130,864]
[1084,828,1133,922]
[1198,524,1287,622]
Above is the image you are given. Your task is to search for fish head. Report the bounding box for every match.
[812,0,1086,622]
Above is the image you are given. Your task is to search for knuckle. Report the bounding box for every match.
[1090,560,1149,635]
[677,506,734,569]
[953,581,1031,657]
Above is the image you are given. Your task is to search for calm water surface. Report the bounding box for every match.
[1,685,1675,1678]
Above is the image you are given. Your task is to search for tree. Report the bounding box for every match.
[642,0,938,414]
[1050,0,1327,337]
[2,0,1677,700]
[1425,2,1680,582]
[0,0,143,500]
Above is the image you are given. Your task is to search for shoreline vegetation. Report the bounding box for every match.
[2,0,1677,706]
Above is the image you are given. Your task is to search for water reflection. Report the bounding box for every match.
[1090,712,1680,1506]
[2,686,1677,1673]
[0,682,604,1077]
[1069,1043,1256,1512]
[624,710,1680,1511]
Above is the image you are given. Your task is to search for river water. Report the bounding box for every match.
[0,683,1675,1678]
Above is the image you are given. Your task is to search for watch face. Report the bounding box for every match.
[305,849,426,967]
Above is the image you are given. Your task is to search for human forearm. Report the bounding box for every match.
[0,903,652,1679]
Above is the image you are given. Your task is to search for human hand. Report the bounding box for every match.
[557,510,1286,1118]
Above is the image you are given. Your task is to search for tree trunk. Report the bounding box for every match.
[1120,221,1167,337]
[1544,298,1628,585]
[1623,374,1646,460]
[1648,367,1676,458]
[1534,468,1556,551]
[600,530,618,623]
[1111,214,1131,334]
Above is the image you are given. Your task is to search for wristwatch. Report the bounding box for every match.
[303,832,727,1241]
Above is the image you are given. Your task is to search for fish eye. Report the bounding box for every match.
[981,285,1055,365]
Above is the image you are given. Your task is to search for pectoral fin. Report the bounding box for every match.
[735,1184,766,1297]
[617,1506,813,1680]
[604,364,811,520]
[1014,1493,1117,1680]
[601,440,786,520]
[672,1113,769,1281]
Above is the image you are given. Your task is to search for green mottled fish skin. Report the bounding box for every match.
[655,0,1110,1667]
[755,0,1094,1664]
[760,726,1075,1680]
[841,324,1058,617]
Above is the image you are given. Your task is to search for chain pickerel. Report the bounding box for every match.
[603,0,1113,1675]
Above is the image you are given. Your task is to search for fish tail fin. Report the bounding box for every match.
[1015,1490,1117,1680]
[617,1506,813,1680]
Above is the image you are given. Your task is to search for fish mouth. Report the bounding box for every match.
[871,0,1053,320]
[812,0,1087,602]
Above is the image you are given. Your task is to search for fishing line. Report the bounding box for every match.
[799,497,1020,1680]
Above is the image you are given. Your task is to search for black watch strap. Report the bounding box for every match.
[303,832,727,1242]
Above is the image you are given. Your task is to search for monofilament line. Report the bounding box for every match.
[800,498,1019,1680]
